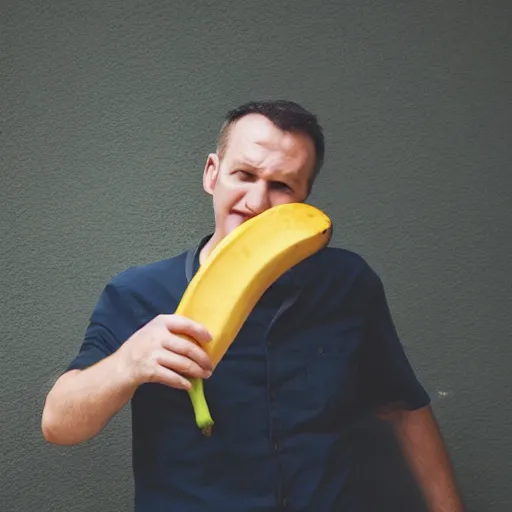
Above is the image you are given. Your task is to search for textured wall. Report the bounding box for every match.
[1,1,511,510]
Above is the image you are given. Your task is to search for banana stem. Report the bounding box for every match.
[187,378,214,436]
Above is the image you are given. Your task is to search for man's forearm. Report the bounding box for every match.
[41,351,137,445]
[387,405,465,512]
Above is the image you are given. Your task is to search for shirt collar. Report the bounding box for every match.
[185,233,213,283]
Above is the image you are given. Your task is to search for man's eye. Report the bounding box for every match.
[237,170,253,179]
[273,182,291,191]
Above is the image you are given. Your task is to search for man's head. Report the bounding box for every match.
[202,100,325,241]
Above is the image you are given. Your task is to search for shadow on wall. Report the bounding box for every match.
[356,415,428,512]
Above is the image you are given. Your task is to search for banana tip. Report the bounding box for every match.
[201,424,213,437]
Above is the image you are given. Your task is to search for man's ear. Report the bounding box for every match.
[203,153,220,196]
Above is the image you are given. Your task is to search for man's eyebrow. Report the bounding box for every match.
[232,159,300,186]
[232,158,259,169]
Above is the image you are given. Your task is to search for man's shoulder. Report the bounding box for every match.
[107,250,189,294]
[298,244,383,298]
[311,244,376,277]
[320,245,369,266]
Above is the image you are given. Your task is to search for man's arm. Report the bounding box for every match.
[41,314,213,445]
[42,352,139,445]
[379,404,466,512]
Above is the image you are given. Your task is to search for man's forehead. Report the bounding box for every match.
[229,113,278,136]
[226,114,304,150]
[227,118,313,158]
[230,144,278,166]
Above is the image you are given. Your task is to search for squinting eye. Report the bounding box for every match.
[273,182,291,191]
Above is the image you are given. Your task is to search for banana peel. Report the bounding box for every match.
[175,202,332,435]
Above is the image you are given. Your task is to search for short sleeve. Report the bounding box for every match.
[357,269,430,412]
[65,272,140,373]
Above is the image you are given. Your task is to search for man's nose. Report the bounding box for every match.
[245,182,271,214]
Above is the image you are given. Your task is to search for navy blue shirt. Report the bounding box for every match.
[67,234,430,511]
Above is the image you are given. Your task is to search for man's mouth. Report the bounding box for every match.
[231,211,253,222]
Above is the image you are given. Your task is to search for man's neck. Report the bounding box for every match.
[198,231,223,265]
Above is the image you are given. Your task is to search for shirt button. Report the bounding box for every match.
[273,441,280,452]
[281,497,288,507]
[270,390,276,400]
[317,345,324,354]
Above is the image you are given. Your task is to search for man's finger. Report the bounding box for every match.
[156,350,212,380]
[159,314,212,344]
[155,367,192,390]
[162,334,213,373]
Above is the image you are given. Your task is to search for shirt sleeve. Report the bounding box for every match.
[65,270,140,373]
[356,268,431,412]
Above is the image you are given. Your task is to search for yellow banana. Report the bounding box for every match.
[175,202,332,435]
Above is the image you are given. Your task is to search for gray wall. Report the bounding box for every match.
[1,1,510,510]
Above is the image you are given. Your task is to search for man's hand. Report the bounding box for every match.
[42,314,213,445]
[119,314,214,390]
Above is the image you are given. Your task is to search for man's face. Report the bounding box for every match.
[202,114,317,239]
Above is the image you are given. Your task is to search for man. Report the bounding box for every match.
[42,100,464,511]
